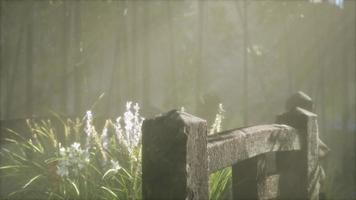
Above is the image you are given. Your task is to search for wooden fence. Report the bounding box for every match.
[141,92,329,200]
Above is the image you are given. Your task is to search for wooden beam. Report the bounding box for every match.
[207,124,300,173]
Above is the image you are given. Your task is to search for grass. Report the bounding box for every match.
[0,103,232,199]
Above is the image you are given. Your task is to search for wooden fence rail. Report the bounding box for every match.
[142,92,329,200]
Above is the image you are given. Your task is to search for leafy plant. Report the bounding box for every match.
[0,102,231,200]
[0,102,143,200]
[208,103,232,200]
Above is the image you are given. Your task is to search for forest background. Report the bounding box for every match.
[0,0,355,199]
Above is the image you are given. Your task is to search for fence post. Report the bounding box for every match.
[276,92,320,200]
[142,110,209,200]
[231,152,278,199]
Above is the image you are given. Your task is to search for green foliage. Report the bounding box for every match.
[209,168,232,200]
[0,103,232,200]
[0,104,142,200]
[208,103,232,200]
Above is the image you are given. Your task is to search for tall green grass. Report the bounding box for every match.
[0,103,231,199]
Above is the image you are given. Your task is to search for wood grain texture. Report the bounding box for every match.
[207,124,300,173]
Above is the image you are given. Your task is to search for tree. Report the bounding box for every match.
[242,0,249,126]
[26,0,35,117]
[73,0,82,114]
[62,0,69,114]
[143,2,151,109]
[0,1,5,119]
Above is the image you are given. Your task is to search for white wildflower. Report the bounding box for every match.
[124,107,134,133]
[180,107,185,112]
[57,142,90,177]
[101,122,109,151]
[85,111,93,136]
[111,160,122,173]
[84,110,94,150]
[57,163,69,177]
[209,103,225,135]
[115,102,144,158]
[72,142,80,151]
[114,116,128,148]
[59,147,66,156]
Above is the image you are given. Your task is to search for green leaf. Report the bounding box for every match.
[69,179,80,196]
[22,174,42,189]
[0,165,28,170]
[8,189,24,197]
[1,148,27,162]
[44,157,60,164]
[27,140,43,153]
[4,138,18,144]
[6,128,27,141]
[101,186,118,198]
[102,169,116,180]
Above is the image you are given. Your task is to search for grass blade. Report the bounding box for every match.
[69,179,80,196]
[101,186,118,199]
[102,169,116,180]
[4,138,19,144]
[0,165,28,170]
[22,174,42,189]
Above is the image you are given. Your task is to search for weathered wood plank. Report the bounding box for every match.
[232,156,258,199]
[277,107,320,200]
[207,124,300,173]
[232,153,280,200]
[142,110,209,200]
[257,174,280,200]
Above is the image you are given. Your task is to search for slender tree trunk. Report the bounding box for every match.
[314,7,326,138]
[142,2,151,109]
[134,2,141,103]
[26,1,35,117]
[342,46,350,178]
[107,1,124,116]
[197,1,204,110]
[354,0,356,184]
[120,1,128,111]
[73,0,82,115]
[319,62,326,136]
[129,1,137,101]
[0,1,5,119]
[123,0,131,101]
[284,15,293,94]
[242,0,249,126]
[6,19,24,119]
[167,0,177,108]
[62,1,69,114]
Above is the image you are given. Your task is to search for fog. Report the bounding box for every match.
[0,0,355,199]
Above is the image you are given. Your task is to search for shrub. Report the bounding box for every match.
[0,102,143,200]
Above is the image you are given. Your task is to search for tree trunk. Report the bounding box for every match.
[129,1,137,101]
[197,1,204,110]
[142,2,151,109]
[62,1,69,114]
[26,0,35,117]
[354,0,356,185]
[106,2,122,116]
[166,0,177,108]
[73,0,82,115]
[342,44,350,179]
[123,0,131,102]
[284,11,293,95]
[0,1,5,119]
[242,0,249,126]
